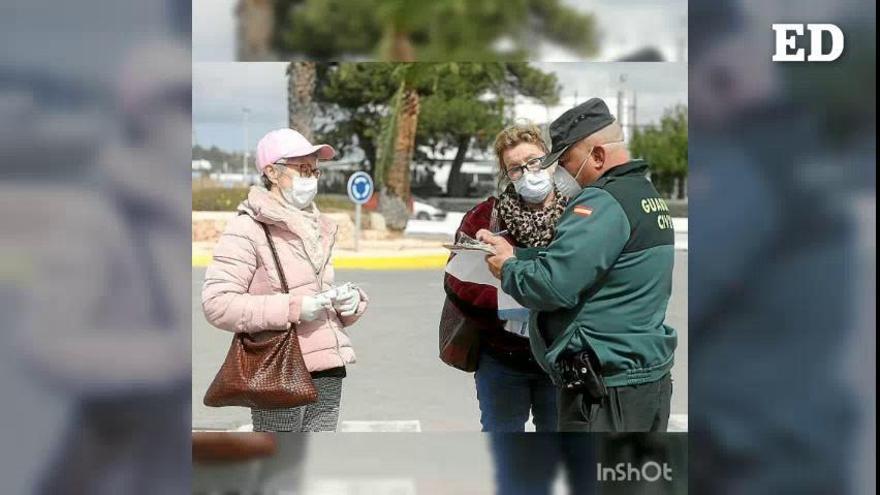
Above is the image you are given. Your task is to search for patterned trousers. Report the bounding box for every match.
[251,376,343,432]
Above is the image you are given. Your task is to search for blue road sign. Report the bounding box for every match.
[347,171,374,205]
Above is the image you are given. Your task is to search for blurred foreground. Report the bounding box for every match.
[192,432,688,494]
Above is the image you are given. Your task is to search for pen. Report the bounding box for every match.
[493,229,508,236]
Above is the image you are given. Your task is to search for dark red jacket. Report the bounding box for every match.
[443,198,541,372]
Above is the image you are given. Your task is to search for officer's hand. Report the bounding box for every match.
[476,229,515,280]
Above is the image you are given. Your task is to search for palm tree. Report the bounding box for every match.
[287,62,316,140]
[236,0,274,61]
[385,82,419,199]
[375,70,425,230]
[375,0,421,62]
[372,3,422,229]
[274,0,599,62]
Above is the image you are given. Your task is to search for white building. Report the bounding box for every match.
[511,94,636,142]
[191,159,212,171]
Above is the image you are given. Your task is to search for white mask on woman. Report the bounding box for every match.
[513,169,554,203]
[281,176,319,209]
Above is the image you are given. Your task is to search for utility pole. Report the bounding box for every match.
[676,16,688,63]
[631,92,637,128]
[242,107,251,185]
[617,74,628,142]
[630,91,638,139]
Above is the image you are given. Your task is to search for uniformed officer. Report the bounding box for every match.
[477,98,678,432]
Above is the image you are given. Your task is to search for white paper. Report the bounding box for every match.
[445,250,499,287]
[498,290,530,339]
[503,319,530,338]
[497,290,522,311]
[445,252,531,338]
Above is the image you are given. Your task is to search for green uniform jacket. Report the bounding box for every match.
[500,160,677,387]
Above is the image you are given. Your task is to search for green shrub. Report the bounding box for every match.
[192,187,249,211]
[192,188,355,213]
[315,194,354,212]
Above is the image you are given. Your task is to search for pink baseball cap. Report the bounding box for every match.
[255,128,336,172]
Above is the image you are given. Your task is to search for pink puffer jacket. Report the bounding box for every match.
[201,186,368,372]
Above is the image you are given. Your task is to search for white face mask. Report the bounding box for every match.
[553,164,583,198]
[513,168,554,203]
[280,176,319,209]
[553,150,592,198]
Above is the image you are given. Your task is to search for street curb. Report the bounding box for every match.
[192,252,449,270]
[194,245,687,269]
[332,254,448,270]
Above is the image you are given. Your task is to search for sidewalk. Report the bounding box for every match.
[192,238,450,270]
[192,212,687,270]
[193,211,451,270]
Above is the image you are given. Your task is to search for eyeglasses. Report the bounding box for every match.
[505,155,547,181]
[274,161,322,179]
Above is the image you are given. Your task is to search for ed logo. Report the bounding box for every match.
[772,24,844,62]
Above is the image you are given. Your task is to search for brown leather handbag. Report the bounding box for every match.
[438,207,501,372]
[203,221,318,409]
[438,294,482,372]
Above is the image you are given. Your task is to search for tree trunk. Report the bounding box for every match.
[385,86,420,199]
[287,62,316,140]
[390,30,415,61]
[380,85,420,230]
[446,135,472,197]
[654,173,671,197]
[236,0,274,61]
[382,22,415,61]
[357,131,377,177]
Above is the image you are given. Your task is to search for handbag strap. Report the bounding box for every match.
[489,203,499,232]
[258,221,289,293]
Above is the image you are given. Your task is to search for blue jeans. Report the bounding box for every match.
[474,352,558,432]
[489,434,597,495]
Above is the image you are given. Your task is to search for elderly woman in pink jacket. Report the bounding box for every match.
[202,128,369,432]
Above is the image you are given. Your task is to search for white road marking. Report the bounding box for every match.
[292,479,417,495]
[668,414,688,432]
[339,420,422,432]
[525,413,536,432]
[201,415,686,433]
[196,420,423,433]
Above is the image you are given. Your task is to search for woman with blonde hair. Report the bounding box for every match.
[441,123,570,431]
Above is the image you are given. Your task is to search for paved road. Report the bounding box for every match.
[193,251,688,431]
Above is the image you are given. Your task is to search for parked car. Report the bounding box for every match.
[412,197,447,221]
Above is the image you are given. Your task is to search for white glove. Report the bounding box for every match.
[331,284,361,317]
[300,294,332,322]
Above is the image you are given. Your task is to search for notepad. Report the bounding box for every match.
[442,232,496,254]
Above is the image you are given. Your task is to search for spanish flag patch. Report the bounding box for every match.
[573,205,593,217]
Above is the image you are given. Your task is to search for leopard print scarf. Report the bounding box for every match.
[495,184,569,248]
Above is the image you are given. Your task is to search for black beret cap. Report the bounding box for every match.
[542,98,615,168]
